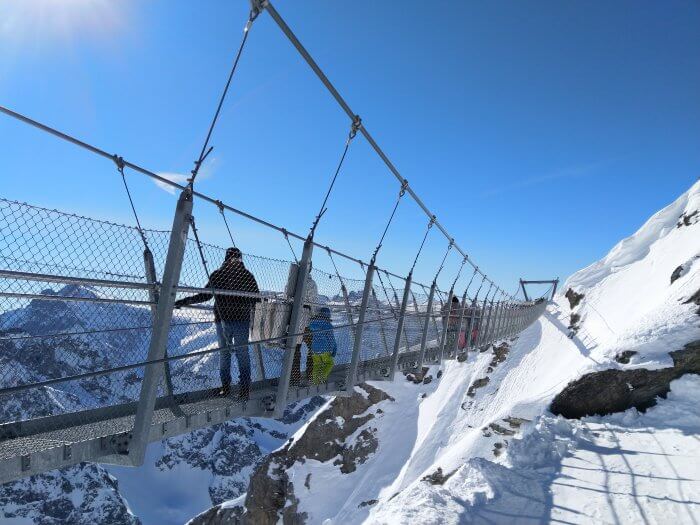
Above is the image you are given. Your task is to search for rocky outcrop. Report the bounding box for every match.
[551,340,700,418]
[195,384,393,525]
[564,288,584,310]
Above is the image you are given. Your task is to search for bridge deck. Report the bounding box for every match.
[0,347,441,482]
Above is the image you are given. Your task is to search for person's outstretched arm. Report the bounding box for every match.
[174,271,218,308]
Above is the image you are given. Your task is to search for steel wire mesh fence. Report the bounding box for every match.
[0,196,544,440]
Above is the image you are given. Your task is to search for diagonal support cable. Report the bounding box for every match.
[309,115,362,237]
[190,9,259,186]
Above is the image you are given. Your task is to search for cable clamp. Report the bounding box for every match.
[428,216,435,229]
[249,0,268,22]
[349,115,362,139]
[399,179,408,197]
[112,154,126,174]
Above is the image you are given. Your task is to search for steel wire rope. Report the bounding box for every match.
[0,310,399,396]
[259,1,519,292]
[112,155,151,252]
[0,105,465,292]
[370,181,408,263]
[309,116,362,237]
[190,9,259,186]
[216,201,237,248]
[409,216,435,275]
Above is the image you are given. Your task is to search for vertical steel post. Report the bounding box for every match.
[254,343,266,381]
[494,294,507,341]
[475,287,493,349]
[129,188,192,465]
[372,287,391,356]
[503,302,514,338]
[390,285,411,352]
[431,291,443,343]
[143,248,175,399]
[388,272,412,380]
[345,261,375,391]
[551,279,559,300]
[464,298,478,351]
[415,281,436,370]
[340,282,355,328]
[274,237,314,417]
[451,289,469,358]
[437,289,455,363]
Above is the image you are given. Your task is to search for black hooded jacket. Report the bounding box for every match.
[175,261,260,322]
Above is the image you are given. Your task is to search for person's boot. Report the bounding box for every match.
[218,384,231,397]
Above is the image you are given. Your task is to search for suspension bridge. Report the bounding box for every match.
[0,0,555,485]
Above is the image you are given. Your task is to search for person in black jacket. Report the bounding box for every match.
[174,247,260,399]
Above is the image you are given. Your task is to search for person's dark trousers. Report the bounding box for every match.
[215,319,252,397]
[290,344,313,385]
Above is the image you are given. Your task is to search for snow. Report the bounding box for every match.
[211,179,699,524]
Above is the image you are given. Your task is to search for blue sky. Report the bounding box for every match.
[1,0,698,296]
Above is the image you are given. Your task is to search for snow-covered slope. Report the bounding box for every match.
[191,180,700,524]
[3,180,698,524]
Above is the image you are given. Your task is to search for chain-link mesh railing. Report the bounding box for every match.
[0,196,547,478]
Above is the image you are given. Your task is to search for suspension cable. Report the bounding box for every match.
[472,274,487,305]
[281,228,299,264]
[309,116,362,237]
[189,214,225,322]
[216,200,237,248]
[325,247,344,283]
[433,240,454,283]
[1,104,522,295]
[113,155,150,252]
[190,9,258,186]
[384,270,403,307]
[463,267,478,299]
[450,256,469,290]
[371,180,408,262]
[375,269,399,317]
[409,216,434,274]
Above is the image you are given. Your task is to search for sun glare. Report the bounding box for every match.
[0,0,123,48]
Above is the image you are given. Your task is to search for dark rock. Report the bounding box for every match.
[489,422,515,436]
[467,377,490,397]
[490,342,510,368]
[422,375,433,385]
[457,353,468,362]
[421,467,457,485]
[503,416,529,429]
[551,340,700,418]
[437,370,443,379]
[239,384,393,524]
[684,287,700,313]
[404,367,429,384]
[565,288,585,309]
[615,350,637,364]
[358,499,378,508]
[493,442,506,457]
[568,313,581,330]
[189,504,245,525]
[671,265,684,284]
[677,210,699,228]
[334,427,379,474]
